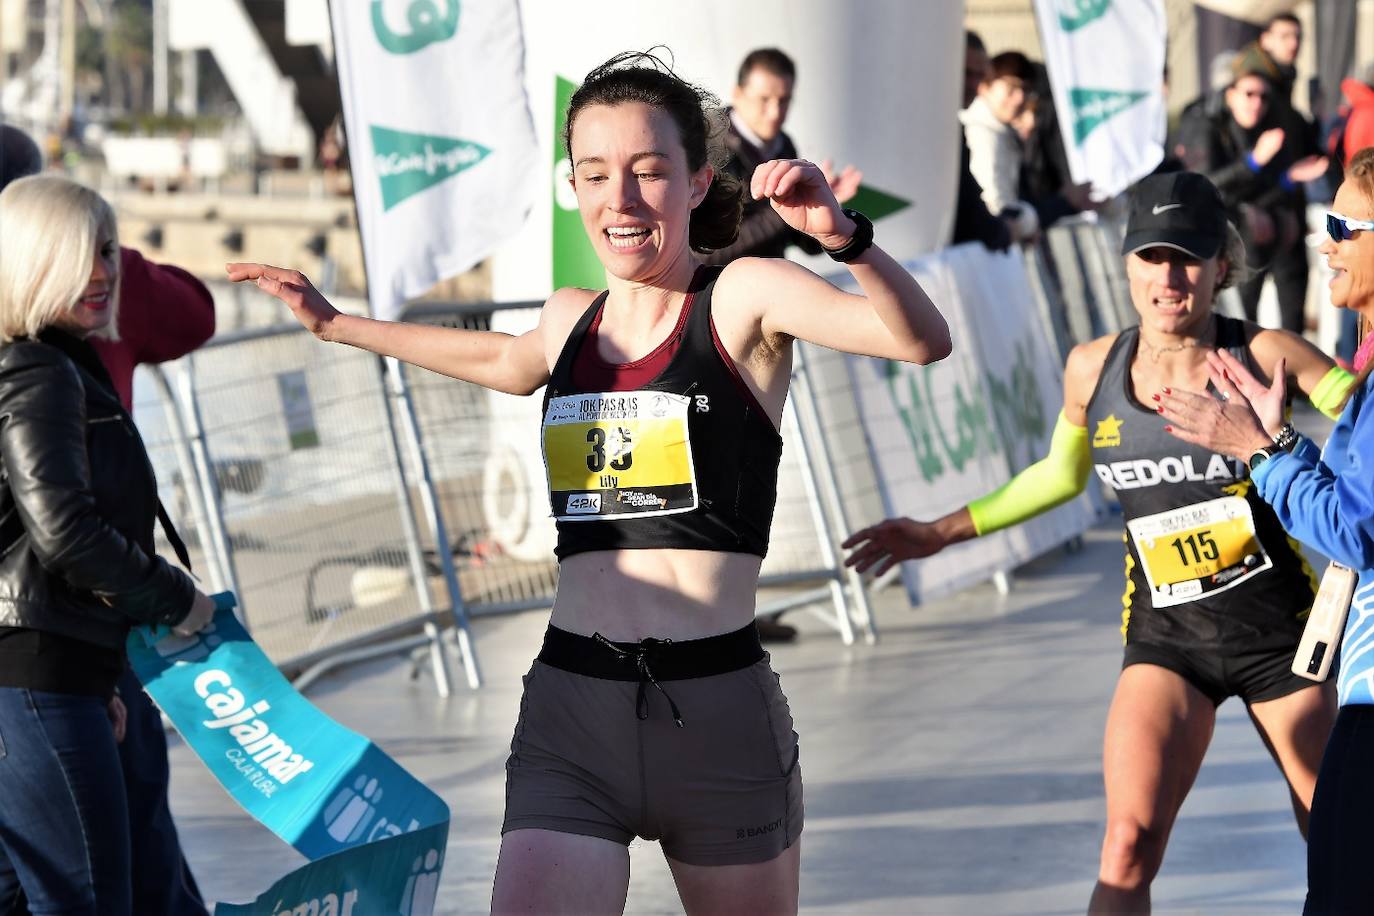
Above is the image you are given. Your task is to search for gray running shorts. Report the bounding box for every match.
[502,624,803,866]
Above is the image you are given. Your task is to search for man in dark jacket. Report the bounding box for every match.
[703,48,863,264]
[1177,62,1326,332]
[0,123,214,916]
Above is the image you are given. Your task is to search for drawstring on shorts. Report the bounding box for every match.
[592,633,685,727]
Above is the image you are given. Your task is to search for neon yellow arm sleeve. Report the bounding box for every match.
[1310,366,1357,420]
[967,411,1091,536]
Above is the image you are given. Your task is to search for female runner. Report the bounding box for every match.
[845,170,1351,914]
[231,52,950,915]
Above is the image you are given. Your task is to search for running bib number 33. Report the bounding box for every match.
[1126,496,1272,607]
[543,391,698,520]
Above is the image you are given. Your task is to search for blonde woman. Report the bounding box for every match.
[0,175,214,916]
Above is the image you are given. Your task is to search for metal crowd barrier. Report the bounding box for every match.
[126,217,1136,688]
[1025,214,1135,360]
[130,299,877,698]
[134,324,481,696]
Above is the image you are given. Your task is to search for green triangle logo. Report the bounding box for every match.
[1058,0,1111,32]
[1069,88,1148,145]
[371,126,490,211]
[846,184,910,222]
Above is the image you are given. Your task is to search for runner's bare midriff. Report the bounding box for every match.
[551,549,762,641]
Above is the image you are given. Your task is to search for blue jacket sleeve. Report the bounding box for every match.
[1252,407,1374,570]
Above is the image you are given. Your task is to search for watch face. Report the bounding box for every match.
[1249,447,1275,471]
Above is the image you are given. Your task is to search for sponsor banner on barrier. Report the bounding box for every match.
[847,243,1100,604]
[1032,0,1166,198]
[332,0,538,319]
[128,595,448,915]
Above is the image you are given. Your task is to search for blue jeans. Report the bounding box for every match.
[116,669,206,916]
[0,688,131,916]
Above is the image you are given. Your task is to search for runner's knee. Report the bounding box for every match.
[1099,818,1165,887]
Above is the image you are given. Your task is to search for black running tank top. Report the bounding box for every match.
[541,266,783,560]
[1084,315,1315,650]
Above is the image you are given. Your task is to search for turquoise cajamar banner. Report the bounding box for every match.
[128,595,448,915]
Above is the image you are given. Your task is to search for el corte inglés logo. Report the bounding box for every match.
[1058,0,1111,32]
[1069,87,1149,145]
[371,0,459,55]
[371,126,490,211]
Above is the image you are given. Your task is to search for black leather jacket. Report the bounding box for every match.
[0,329,194,649]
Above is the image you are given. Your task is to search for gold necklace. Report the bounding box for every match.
[1138,322,1216,364]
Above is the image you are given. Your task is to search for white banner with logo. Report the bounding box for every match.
[331,0,538,319]
[848,243,1100,605]
[1032,0,1166,199]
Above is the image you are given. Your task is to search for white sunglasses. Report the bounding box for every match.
[1326,211,1374,241]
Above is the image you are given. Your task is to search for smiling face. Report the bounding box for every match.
[53,228,118,337]
[979,75,1030,125]
[568,101,711,282]
[1320,180,1374,316]
[1126,246,1225,337]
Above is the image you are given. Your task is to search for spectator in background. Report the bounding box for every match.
[703,48,865,642]
[0,173,217,916]
[1335,65,1374,175]
[1174,51,1240,167]
[1254,13,1306,114]
[701,48,863,265]
[961,51,1095,244]
[0,124,215,916]
[952,31,1012,252]
[1180,61,1327,333]
[962,51,1042,241]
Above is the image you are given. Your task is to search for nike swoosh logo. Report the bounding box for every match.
[1152,203,1183,214]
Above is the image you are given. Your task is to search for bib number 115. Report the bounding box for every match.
[1171,529,1219,566]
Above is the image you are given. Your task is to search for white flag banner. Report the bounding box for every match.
[1032,0,1167,199]
[331,0,538,319]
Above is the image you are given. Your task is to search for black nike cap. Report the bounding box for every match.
[1121,171,1228,260]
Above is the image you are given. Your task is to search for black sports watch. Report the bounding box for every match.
[822,208,874,263]
[1248,444,1282,471]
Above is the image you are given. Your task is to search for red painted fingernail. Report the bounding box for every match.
[1157,405,1165,413]
[1151,394,1160,401]
[1163,387,1172,395]
[1164,425,1173,432]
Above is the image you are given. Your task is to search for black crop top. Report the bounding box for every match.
[541,266,783,559]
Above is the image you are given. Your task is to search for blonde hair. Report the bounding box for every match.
[1341,148,1374,408]
[1215,220,1249,292]
[0,175,120,343]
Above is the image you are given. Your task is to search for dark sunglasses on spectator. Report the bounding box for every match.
[1327,212,1374,241]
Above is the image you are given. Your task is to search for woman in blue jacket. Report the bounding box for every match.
[1157,146,1374,913]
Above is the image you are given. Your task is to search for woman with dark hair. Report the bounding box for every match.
[1158,148,1374,914]
[847,170,1352,913]
[230,51,950,914]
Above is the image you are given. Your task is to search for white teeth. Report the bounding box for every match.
[606,227,648,237]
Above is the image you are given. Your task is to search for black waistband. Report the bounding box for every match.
[537,623,764,681]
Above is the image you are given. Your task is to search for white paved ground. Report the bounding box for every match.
[171,521,1313,914]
